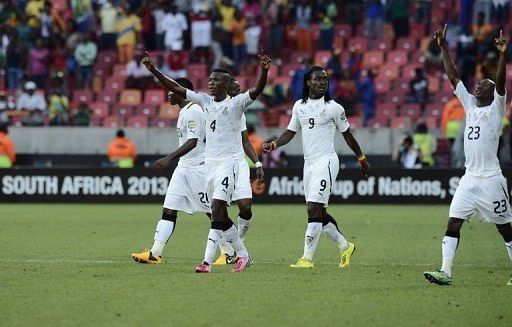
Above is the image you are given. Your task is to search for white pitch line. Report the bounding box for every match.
[0,259,504,267]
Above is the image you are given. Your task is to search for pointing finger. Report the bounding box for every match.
[443,24,447,34]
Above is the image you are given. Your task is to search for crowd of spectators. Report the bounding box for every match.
[1,0,512,167]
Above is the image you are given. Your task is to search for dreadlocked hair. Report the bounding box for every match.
[301,65,331,104]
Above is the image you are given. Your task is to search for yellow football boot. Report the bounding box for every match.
[290,257,315,268]
[131,250,161,264]
[339,242,356,269]
[213,253,238,265]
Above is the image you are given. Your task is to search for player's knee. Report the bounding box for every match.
[446,218,464,233]
[162,209,177,223]
[238,203,252,220]
[307,202,324,220]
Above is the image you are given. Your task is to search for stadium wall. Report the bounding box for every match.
[10,127,413,155]
[0,168,486,204]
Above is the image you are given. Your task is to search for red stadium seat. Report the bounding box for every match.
[385,89,405,104]
[103,116,125,128]
[375,102,398,118]
[367,116,390,128]
[386,50,408,66]
[105,77,126,92]
[72,90,93,104]
[159,103,179,120]
[424,103,444,118]
[402,64,422,79]
[112,64,127,78]
[96,91,118,105]
[401,104,422,119]
[90,102,110,117]
[410,51,426,64]
[89,116,103,127]
[375,78,390,94]
[94,64,110,78]
[50,0,68,11]
[409,23,425,39]
[379,63,400,80]
[144,89,165,105]
[150,117,174,128]
[362,50,384,68]
[314,50,331,66]
[375,39,393,51]
[127,116,148,128]
[97,51,117,66]
[290,51,310,64]
[111,103,134,117]
[334,24,352,39]
[347,37,367,52]
[281,63,301,77]
[396,37,416,52]
[348,116,362,129]
[187,64,208,79]
[394,78,410,93]
[390,116,412,129]
[136,104,159,117]
[120,89,142,106]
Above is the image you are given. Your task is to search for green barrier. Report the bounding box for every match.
[0,155,12,168]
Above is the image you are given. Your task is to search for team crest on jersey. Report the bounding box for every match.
[340,112,347,121]
[222,106,229,115]
[188,120,197,129]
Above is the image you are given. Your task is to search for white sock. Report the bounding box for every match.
[150,220,175,257]
[505,241,512,260]
[322,222,349,251]
[218,233,235,256]
[203,229,222,265]
[237,215,252,241]
[223,225,249,257]
[303,222,322,261]
[441,236,459,277]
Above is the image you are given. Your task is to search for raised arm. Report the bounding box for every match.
[242,131,264,183]
[142,51,187,98]
[342,129,371,178]
[435,24,461,88]
[262,130,296,153]
[153,139,198,172]
[248,49,272,100]
[495,30,508,96]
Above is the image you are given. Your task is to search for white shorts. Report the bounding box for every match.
[206,160,239,202]
[303,153,339,206]
[449,173,512,224]
[232,157,252,201]
[163,165,211,214]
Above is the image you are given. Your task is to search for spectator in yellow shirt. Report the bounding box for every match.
[25,0,44,29]
[115,7,142,64]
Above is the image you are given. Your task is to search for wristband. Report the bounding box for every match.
[271,141,277,150]
[358,155,368,165]
[255,161,262,168]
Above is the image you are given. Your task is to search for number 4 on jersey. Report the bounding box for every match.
[210,120,216,132]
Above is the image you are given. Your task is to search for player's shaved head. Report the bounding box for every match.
[208,69,231,98]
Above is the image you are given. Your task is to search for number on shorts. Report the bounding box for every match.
[221,177,229,189]
[198,192,209,204]
[210,120,216,132]
[320,179,327,192]
[468,126,480,140]
[493,199,507,214]
[308,118,315,129]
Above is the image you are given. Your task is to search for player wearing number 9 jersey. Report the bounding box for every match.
[263,66,371,269]
[131,78,209,265]
[424,25,512,287]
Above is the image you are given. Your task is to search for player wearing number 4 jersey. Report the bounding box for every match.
[131,78,209,264]
[141,50,271,273]
[424,26,512,287]
[263,66,371,269]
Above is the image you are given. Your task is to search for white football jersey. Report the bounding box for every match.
[287,97,350,162]
[186,90,253,163]
[176,102,207,167]
[454,81,505,177]
[237,114,248,158]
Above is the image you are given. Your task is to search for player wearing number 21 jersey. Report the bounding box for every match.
[424,26,512,287]
[263,66,371,269]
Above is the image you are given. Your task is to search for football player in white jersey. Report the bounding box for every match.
[424,26,512,286]
[141,50,271,273]
[213,78,265,265]
[263,66,371,269]
[131,78,209,264]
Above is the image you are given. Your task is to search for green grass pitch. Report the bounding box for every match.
[1,204,511,326]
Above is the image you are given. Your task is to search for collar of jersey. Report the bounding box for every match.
[183,102,193,110]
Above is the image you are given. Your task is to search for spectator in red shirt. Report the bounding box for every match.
[167,50,188,79]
